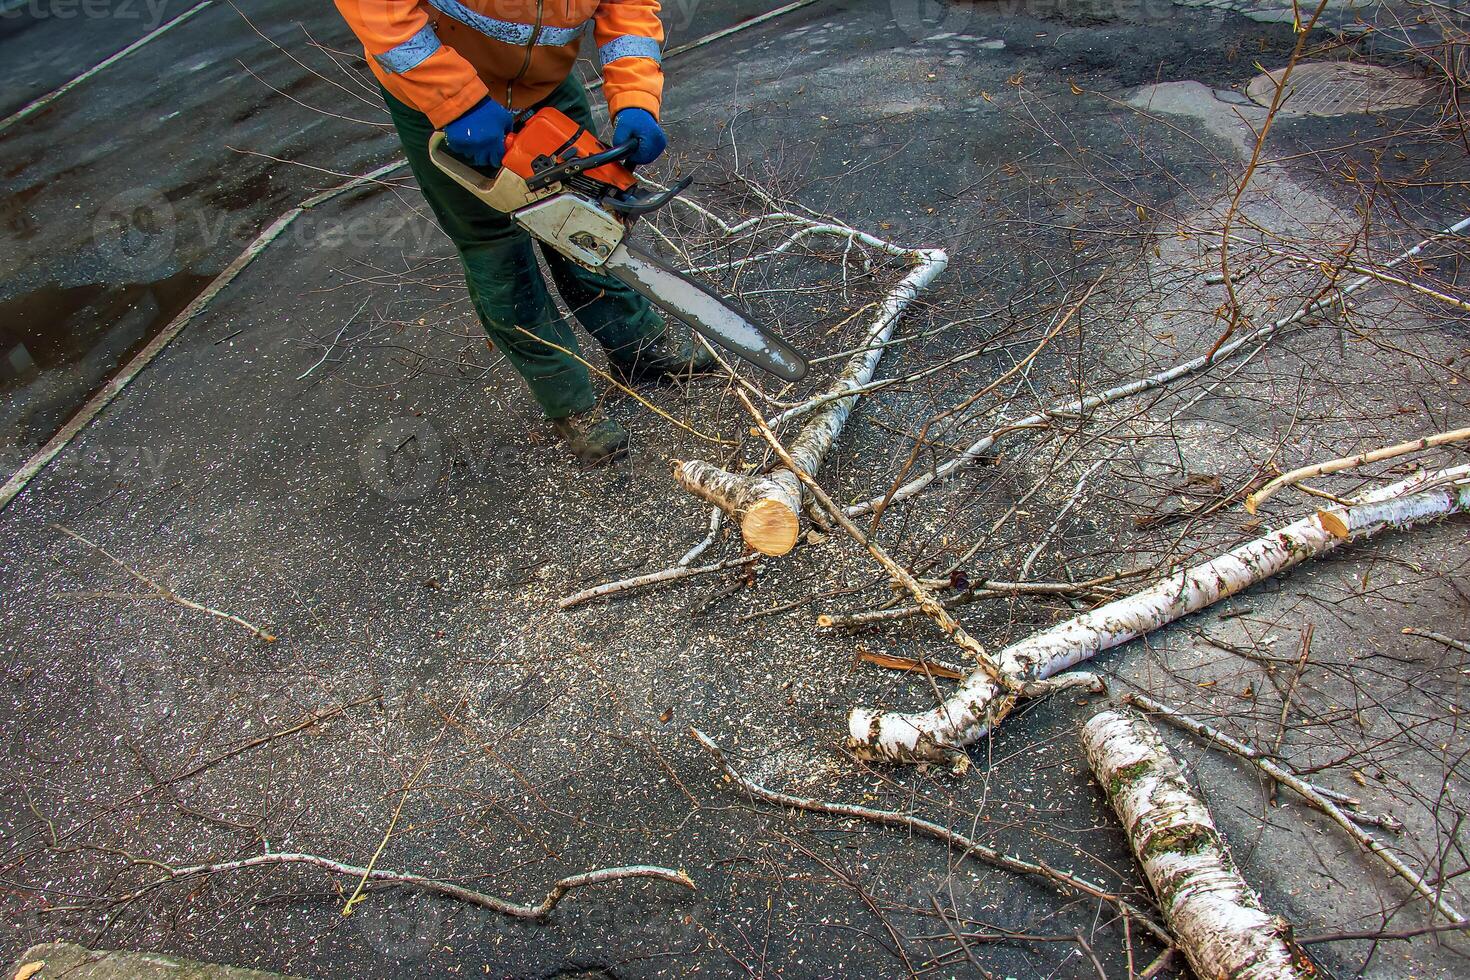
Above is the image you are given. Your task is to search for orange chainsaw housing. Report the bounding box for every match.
[502,107,638,192]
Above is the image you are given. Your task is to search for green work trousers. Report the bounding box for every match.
[384,77,664,419]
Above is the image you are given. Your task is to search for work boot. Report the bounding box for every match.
[612,320,718,384]
[551,406,629,466]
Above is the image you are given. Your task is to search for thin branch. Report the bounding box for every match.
[559,554,760,610]
[53,524,276,642]
[689,728,1173,947]
[1247,427,1470,513]
[1124,693,1459,921]
[60,852,694,920]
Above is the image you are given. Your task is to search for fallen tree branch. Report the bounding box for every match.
[678,509,725,567]
[58,852,693,921]
[820,587,1004,630]
[1118,696,1465,926]
[558,554,759,610]
[819,574,1127,630]
[689,728,1174,947]
[1246,426,1470,513]
[1299,920,1470,944]
[53,523,276,642]
[848,466,1470,770]
[856,648,966,680]
[731,389,1022,729]
[1121,692,1404,833]
[151,696,377,799]
[844,213,1470,518]
[1401,627,1470,655]
[1082,709,1319,979]
[675,245,948,555]
[864,280,1103,531]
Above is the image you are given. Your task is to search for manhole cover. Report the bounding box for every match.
[1246,61,1435,116]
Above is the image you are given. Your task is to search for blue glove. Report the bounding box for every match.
[445,97,514,169]
[613,108,667,166]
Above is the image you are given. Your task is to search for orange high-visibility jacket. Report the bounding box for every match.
[335,0,665,128]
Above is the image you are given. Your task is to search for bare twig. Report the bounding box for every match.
[689,728,1173,947]
[53,524,276,642]
[1123,693,1458,920]
[1246,427,1470,513]
[559,554,760,610]
[732,388,1019,714]
[60,852,693,920]
[1401,628,1470,655]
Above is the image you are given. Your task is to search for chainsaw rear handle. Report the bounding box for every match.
[427,131,527,213]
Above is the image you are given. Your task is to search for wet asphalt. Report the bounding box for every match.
[2,1,1467,978]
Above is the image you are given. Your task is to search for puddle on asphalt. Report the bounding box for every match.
[0,271,213,452]
[204,167,277,214]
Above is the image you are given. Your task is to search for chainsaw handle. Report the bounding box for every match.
[427,131,541,213]
[524,139,638,191]
[428,131,496,184]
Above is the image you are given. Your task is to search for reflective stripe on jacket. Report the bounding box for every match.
[335,0,665,128]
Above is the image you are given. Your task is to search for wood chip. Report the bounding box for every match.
[856,648,964,680]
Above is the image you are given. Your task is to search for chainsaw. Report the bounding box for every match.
[428,108,809,382]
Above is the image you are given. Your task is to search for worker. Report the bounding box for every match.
[334,0,712,465]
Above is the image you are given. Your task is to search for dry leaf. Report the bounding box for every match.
[16,963,45,980]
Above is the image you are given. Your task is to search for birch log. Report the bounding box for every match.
[1083,709,1317,980]
[674,249,948,555]
[848,465,1470,768]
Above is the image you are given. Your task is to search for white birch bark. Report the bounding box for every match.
[674,249,949,555]
[848,466,1470,766]
[1083,709,1316,980]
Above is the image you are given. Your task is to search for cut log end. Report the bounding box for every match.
[1316,509,1350,539]
[741,498,801,556]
